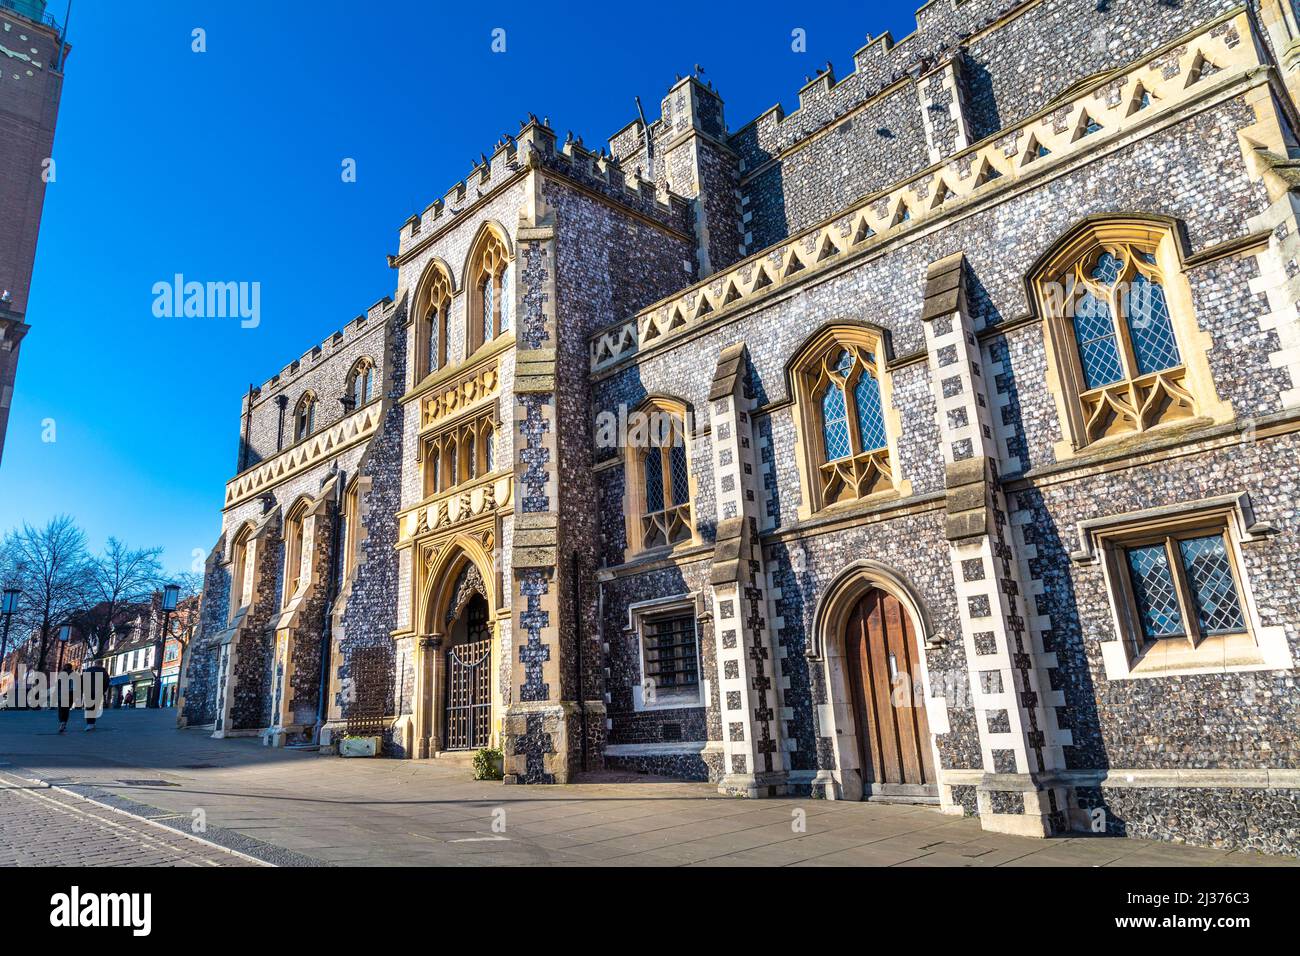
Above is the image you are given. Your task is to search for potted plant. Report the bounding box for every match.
[472,746,504,780]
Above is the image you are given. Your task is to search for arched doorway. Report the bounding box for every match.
[843,588,935,790]
[809,560,946,802]
[410,535,501,759]
[444,592,493,751]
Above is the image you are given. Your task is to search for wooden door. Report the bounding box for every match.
[844,589,935,788]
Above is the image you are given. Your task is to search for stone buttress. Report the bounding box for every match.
[921,254,1069,837]
[212,506,281,739]
[502,157,601,783]
[265,480,337,747]
[707,343,788,796]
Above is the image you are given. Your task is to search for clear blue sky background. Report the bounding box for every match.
[0,0,917,576]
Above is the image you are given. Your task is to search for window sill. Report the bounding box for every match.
[631,692,706,713]
[1101,626,1293,679]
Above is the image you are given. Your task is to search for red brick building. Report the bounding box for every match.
[0,0,70,465]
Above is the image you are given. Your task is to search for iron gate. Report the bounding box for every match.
[445,598,492,751]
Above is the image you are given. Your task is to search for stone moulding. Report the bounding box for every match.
[418,360,500,431]
[224,403,382,508]
[587,10,1258,374]
[1068,491,1277,564]
[397,472,512,545]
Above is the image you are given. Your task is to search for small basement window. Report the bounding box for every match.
[638,610,702,709]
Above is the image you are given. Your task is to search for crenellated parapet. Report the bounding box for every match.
[245,296,391,409]
[589,10,1258,373]
[729,0,1037,171]
[394,120,693,259]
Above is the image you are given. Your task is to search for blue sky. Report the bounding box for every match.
[0,0,917,575]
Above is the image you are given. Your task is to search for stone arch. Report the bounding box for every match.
[458,219,514,288]
[418,533,499,637]
[808,560,946,802]
[809,559,936,661]
[413,258,456,379]
[411,532,502,757]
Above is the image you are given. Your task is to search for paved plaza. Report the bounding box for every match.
[0,709,1294,867]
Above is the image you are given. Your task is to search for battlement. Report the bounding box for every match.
[729,0,1037,169]
[244,295,392,410]
[397,118,693,256]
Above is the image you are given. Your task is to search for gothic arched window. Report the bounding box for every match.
[793,328,897,514]
[346,357,377,409]
[282,498,310,607]
[293,393,316,443]
[228,523,254,623]
[624,398,695,557]
[416,264,452,380]
[468,227,512,353]
[1032,218,1230,452]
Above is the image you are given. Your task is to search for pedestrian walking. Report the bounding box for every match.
[82,661,106,731]
[55,663,73,733]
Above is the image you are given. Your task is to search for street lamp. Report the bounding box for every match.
[148,584,180,708]
[1,588,19,702]
[55,623,71,671]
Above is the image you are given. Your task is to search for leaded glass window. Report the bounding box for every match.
[1048,232,1197,447]
[821,378,851,462]
[500,262,512,333]
[427,306,441,373]
[853,354,887,451]
[669,443,689,507]
[1069,245,1184,390]
[1178,535,1246,636]
[645,447,665,514]
[481,277,494,344]
[1127,273,1180,374]
[1121,527,1249,648]
[631,402,693,553]
[1126,545,1185,639]
[802,336,895,511]
[1073,291,1123,389]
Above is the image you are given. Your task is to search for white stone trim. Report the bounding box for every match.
[1081,495,1294,679]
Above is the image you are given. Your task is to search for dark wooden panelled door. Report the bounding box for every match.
[844,589,935,790]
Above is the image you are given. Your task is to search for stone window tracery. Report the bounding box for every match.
[420,410,499,500]
[791,326,899,514]
[623,397,696,557]
[1032,218,1230,452]
[468,228,512,353]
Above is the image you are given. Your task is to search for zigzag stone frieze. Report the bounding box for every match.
[588,12,1255,373]
[224,404,383,508]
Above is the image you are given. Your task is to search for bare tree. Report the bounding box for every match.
[81,538,164,657]
[4,516,90,670]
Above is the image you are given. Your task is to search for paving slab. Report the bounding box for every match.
[0,709,1294,867]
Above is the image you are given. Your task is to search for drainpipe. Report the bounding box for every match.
[313,470,346,746]
[572,549,587,772]
[238,384,255,472]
